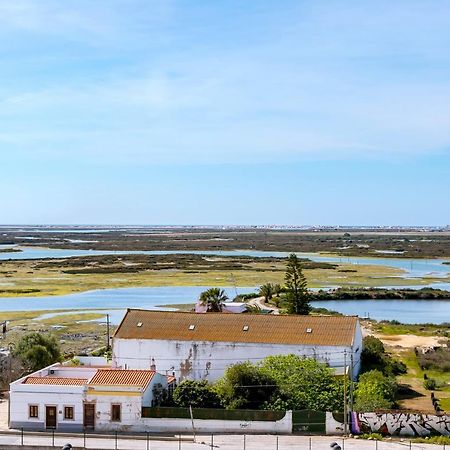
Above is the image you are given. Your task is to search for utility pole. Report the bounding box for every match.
[349,352,354,413]
[106,314,110,351]
[343,350,348,436]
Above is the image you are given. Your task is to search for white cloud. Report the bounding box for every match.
[1,0,450,164]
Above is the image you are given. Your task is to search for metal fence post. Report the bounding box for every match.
[309,436,312,450]
[115,430,118,450]
[276,435,279,450]
[375,439,378,450]
[21,427,24,446]
[52,428,55,447]
[409,441,412,450]
[83,430,86,449]
[243,434,246,450]
[342,437,345,449]
[146,431,149,450]
[211,433,214,449]
[179,433,182,450]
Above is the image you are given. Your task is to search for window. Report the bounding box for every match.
[111,404,121,422]
[29,405,39,418]
[64,406,74,420]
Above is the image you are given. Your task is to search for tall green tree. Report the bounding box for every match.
[14,332,61,372]
[199,288,228,312]
[284,253,311,315]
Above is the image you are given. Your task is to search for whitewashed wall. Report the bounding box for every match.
[86,373,167,432]
[113,336,362,382]
[9,385,85,431]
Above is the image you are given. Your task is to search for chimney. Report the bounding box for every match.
[150,358,156,371]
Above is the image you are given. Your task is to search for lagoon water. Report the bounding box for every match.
[0,285,449,324]
[1,247,449,324]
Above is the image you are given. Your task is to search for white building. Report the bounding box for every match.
[113,310,362,381]
[9,361,168,431]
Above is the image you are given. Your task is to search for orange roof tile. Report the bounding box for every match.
[23,377,87,386]
[114,310,358,346]
[88,369,155,388]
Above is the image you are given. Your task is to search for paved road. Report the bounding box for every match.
[0,433,445,450]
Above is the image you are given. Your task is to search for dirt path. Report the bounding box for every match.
[247,296,280,314]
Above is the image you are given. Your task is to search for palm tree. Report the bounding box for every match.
[199,288,228,312]
[273,283,282,297]
[258,283,274,303]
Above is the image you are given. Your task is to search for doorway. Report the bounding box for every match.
[83,403,95,429]
[45,406,57,429]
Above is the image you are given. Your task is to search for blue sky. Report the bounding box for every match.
[1,0,449,225]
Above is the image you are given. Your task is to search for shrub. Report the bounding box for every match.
[423,378,437,390]
[354,370,397,412]
[173,380,221,408]
[361,336,406,376]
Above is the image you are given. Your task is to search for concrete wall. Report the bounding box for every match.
[113,338,359,382]
[104,411,293,434]
[351,412,450,437]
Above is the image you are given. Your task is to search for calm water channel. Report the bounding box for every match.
[0,286,448,324]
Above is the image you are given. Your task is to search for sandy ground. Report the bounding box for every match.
[375,334,442,349]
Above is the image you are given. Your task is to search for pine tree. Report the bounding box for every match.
[284,253,311,315]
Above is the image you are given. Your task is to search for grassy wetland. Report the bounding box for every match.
[0,252,444,298]
[2,226,450,258]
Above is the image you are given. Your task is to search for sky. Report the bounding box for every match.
[0,0,449,226]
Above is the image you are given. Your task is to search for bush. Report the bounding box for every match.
[423,378,437,390]
[361,336,406,376]
[173,380,221,408]
[354,370,397,412]
[417,347,450,372]
[215,362,279,410]
[14,332,61,372]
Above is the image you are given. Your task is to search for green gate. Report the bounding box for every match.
[292,410,326,433]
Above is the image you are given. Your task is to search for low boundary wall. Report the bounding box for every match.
[351,412,450,437]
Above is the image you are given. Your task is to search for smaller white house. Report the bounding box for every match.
[9,361,168,432]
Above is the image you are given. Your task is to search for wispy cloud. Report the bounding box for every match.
[1,0,450,165]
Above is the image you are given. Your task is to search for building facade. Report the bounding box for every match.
[9,361,168,431]
[113,310,362,381]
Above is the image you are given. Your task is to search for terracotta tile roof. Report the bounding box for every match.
[23,377,87,386]
[167,375,176,384]
[88,369,155,388]
[114,309,359,346]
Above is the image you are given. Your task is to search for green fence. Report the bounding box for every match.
[141,407,286,422]
[292,410,326,433]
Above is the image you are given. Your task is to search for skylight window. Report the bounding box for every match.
[137,322,143,327]
[243,325,249,331]
[306,328,312,333]
[189,324,195,330]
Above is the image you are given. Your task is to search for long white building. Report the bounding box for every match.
[113,309,362,381]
